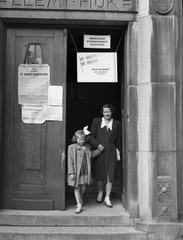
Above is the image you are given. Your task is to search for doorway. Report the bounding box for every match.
[66,27,125,200]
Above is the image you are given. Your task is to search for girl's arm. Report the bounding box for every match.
[67,145,75,175]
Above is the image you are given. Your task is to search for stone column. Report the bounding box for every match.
[125,21,139,218]
[0,19,4,209]
[137,0,182,222]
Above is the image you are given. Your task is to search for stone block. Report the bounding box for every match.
[128,86,138,151]
[127,21,138,86]
[138,151,157,221]
[127,151,139,218]
[138,82,177,151]
[138,0,150,19]
[138,16,156,85]
[157,151,176,176]
[155,16,176,83]
[138,83,156,151]
[156,82,176,151]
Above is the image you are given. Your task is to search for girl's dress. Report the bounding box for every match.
[78,151,89,185]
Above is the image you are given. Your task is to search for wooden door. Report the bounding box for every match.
[3,28,67,210]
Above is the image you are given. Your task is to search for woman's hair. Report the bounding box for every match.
[71,130,86,143]
[100,104,115,114]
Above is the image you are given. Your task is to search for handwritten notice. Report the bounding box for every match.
[18,64,50,105]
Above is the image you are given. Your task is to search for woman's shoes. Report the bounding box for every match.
[75,204,82,214]
[104,196,113,208]
[96,190,103,204]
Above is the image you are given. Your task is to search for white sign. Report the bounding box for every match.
[44,106,63,121]
[84,35,110,49]
[77,52,117,83]
[48,86,63,106]
[18,64,50,105]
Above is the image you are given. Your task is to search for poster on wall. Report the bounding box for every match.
[18,64,50,105]
[77,52,117,83]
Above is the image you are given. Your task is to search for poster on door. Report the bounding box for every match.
[18,64,64,124]
[77,52,117,83]
[18,64,50,105]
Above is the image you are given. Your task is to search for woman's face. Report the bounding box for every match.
[102,107,112,121]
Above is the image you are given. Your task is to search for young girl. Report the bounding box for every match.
[67,129,102,214]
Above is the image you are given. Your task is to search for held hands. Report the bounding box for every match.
[98,144,104,152]
[70,174,75,180]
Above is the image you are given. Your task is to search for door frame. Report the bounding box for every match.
[0,18,135,214]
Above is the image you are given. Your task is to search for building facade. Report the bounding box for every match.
[0,0,183,238]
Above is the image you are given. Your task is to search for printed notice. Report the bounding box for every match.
[84,35,110,49]
[22,106,45,124]
[48,86,63,106]
[18,64,50,105]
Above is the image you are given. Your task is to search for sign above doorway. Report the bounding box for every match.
[84,35,111,49]
[77,52,117,83]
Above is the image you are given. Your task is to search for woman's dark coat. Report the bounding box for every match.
[89,118,122,184]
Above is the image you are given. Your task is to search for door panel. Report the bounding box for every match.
[3,29,67,210]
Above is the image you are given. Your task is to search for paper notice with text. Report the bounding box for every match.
[18,64,50,105]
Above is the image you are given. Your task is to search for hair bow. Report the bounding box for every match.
[83,126,90,135]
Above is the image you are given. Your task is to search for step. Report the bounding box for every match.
[0,198,131,227]
[0,226,154,240]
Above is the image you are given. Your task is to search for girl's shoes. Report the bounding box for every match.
[96,190,103,204]
[104,196,113,208]
[75,204,82,214]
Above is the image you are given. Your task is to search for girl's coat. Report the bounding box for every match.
[67,143,92,187]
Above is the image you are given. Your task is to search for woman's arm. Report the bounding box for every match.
[89,118,101,149]
[115,121,122,153]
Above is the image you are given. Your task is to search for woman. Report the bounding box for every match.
[89,104,121,208]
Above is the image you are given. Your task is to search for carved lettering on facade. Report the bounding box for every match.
[0,0,136,11]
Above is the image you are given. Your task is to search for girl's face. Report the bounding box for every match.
[103,107,112,121]
[76,136,85,146]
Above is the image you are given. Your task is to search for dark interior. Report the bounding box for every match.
[66,27,125,196]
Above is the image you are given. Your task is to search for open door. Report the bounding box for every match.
[66,27,124,199]
[3,28,67,210]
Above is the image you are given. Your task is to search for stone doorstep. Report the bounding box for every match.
[0,197,131,227]
[0,213,130,227]
[134,220,183,240]
[0,226,154,240]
